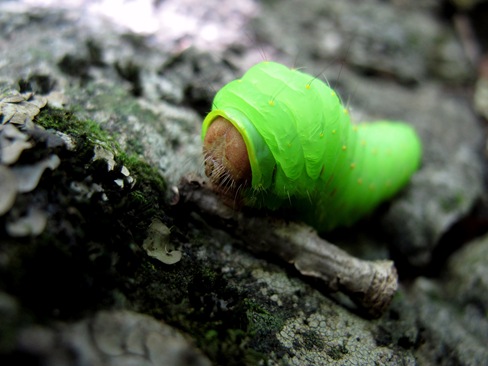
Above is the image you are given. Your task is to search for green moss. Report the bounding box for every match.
[440,193,466,213]
[120,153,165,190]
[245,299,285,337]
[36,106,166,211]
[126,137,145,156]
[128,255,290,365]
[128,261,250,364]
[36,107,116,151]
[297,329,325,351]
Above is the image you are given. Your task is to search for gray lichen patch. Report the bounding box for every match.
[276,305,416,365]
[251,268,303,299]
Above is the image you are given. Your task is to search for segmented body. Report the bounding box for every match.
[202,61,421,231]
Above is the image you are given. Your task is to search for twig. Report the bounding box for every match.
[177,178,398,317]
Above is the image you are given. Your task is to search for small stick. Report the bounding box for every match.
[177,178,398,317]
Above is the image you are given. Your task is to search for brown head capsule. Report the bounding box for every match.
[203,117,252,196]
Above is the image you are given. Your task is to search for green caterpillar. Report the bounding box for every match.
[201,61,422,232]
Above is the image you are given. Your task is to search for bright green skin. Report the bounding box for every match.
[202,61,422,232]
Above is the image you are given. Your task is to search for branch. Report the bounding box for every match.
[177,178,398,317]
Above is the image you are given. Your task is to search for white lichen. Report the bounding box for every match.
[6,207,47,237]
[0,124,33,165]
[11,154,61,193]
[0,87,46,126]
[142,219,182,265]
[92,145,116,171]
[0,165,18,216]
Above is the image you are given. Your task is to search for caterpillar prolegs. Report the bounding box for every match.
[202,61,422,232]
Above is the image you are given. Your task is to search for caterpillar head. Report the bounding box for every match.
[203,117,252,197]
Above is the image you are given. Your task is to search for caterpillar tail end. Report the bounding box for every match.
[202,117,252,196]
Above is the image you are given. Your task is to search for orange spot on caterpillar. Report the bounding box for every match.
[331,91,336,97]
[306,84,311,89]
[268,100,275,106]
[369,183,376,191]
[342,145,347,151]
[357,178,363,185]
[350,163,356,169]
[319,132,324,138]
[331,129,336,134]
